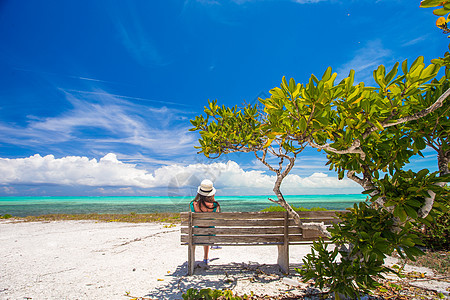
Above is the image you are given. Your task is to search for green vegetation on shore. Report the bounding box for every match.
[260,206,328,212]
[1,212,181,223]
[0,206,327,222]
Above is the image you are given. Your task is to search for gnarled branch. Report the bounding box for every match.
[307,139,366,160]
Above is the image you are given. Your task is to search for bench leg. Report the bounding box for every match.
[277,244,289,274]
[188,245,195,275]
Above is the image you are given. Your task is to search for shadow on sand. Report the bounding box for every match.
[142,260,305,300]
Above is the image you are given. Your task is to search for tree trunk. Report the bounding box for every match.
[270,175,332,239]
[418,150,449,218]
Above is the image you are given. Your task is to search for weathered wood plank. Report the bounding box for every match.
[278,211,289,274]
[191,235,284,244]
[188,211,195,275]
[181,239,326,246]
[180,211,343,220]
[290,239,329,245]
[295,211,343,218]
[181,218,338,227]
[181,226,303,235]
[182,219,287,227]
[181,234,318,244]
[302,229,324,239]
[182,211,286,219]
[180,211,284,217]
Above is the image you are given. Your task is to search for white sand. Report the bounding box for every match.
[0,220,315,300]
[2,220,448,300]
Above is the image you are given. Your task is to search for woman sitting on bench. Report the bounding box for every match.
[190,179,221,264]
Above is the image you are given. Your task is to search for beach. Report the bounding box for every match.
[0,219,318,299]
[1,219,448,300]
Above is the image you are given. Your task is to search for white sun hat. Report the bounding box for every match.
[197,179,216,196]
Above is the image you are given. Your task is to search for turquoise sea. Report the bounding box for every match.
[0,194,367,217]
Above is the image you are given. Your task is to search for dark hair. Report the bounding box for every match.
[195,193,220,212]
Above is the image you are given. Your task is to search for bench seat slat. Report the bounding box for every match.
[181,240,326,246]
[190,235,284,244]
[181,234,323,244]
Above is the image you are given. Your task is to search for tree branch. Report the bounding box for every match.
[308,138,366,160]
[361,87,450,139]
[254,149,277,173]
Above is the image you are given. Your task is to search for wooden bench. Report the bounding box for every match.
[180,211,341,275]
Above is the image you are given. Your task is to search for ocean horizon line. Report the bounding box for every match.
[0,193,364,198]
[0,194,367,217]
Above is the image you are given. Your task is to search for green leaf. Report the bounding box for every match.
[420,0,445,8]
[394,206,408,222]
[299,118,307,131]
[416,169,429,180]
[414,138,426,150]
[289,77,296,91]
[407,199,423,208]
[407,246,425,257]
[410,56,424,72]
[282,76,288,89]
[433,7,450,16]
[374,170,379,179]
[403,248,416,261]
[404,205,418,219]
[322,66,332,81]
[384,200,397,207]
[402,59,408,74]
[373,120,384,131]
[362,189,375,195]
[374,65,386,87]
[347,69,355,90]
[385,62,399,84]
[421,64,438,79]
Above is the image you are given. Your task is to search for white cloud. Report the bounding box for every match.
[0,153,156,188]
[0,89,196,158]
[194,0,221,4]
[112,4,170,67]
[1,186,16,194]
[336,39,393,84]
[0,154,361,195]
[293,0,327,3]
[12,68,123,85]
[402,35,428,47]
[117,23,169,67]
[192,0,330,5]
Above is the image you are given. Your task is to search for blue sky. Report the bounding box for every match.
[0,0,445,196]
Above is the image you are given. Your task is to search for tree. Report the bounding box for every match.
[190,2,450,298]
[190,60,447,220]
[421,0,450,34]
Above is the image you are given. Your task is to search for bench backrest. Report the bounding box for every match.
[180,211,342,246]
